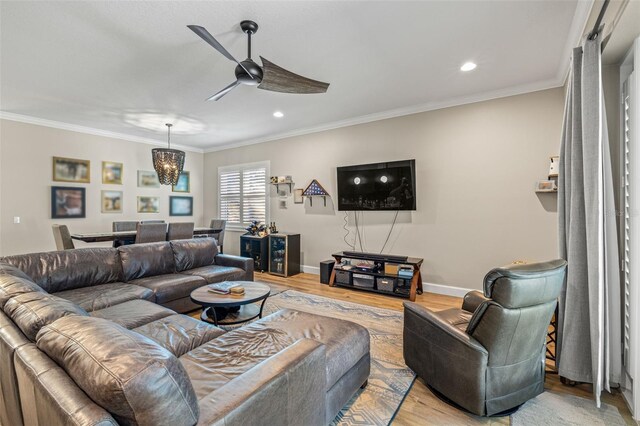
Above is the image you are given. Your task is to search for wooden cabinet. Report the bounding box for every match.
[240,234,268,272]
[268,233,300,277]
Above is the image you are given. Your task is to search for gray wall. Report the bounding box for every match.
[204,88,565,291]
[0,119,205,255]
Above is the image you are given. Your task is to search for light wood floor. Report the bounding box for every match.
[249,272,635,425]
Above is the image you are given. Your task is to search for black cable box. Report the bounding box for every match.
[343,251,408,262]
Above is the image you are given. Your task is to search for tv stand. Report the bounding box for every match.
[329,251,424,301]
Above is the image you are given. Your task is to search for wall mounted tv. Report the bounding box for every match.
[337,159,416,211]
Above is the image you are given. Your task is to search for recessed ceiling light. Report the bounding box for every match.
[273,111,284,118]
[460,62,477,72]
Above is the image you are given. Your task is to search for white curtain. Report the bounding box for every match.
[557,36,622,406]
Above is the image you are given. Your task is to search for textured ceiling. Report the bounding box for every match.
[0,1,588,151]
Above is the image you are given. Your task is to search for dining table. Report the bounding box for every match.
[70,227,222,243]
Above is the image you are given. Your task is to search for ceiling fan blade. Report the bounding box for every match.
[257,57,329,94]
[188,25,253,79]
[206,80,241,101]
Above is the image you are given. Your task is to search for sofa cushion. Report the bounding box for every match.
[134,314,225,357]
[242,309,369,390]
[36,316,199,426]
[0,275,45,310]
[179,328,292,399]
[55,282,154,312]
[170,238,218,272]
[90,300,174,329]
[180,265,245,284]
[4,292,88,341]
[129,273,207,304]
[179,309,369,399]
[118,242,176,281]
[0,263,33,282]
[0,248,122,293]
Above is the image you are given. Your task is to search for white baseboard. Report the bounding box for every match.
[421,282,469,298]
[300,265,470,298]
[301,265,320,274]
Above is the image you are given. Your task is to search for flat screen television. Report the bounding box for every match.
[337,159,416,211]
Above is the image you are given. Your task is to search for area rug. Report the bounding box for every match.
[260,290,416,426]
[510,392,627,425]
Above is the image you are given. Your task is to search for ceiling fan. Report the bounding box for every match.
[188,20,330,101]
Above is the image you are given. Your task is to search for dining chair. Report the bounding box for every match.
[112,221,138,232]
[52,224,75,250]
[135,222,167,244]
[167,222,195,240]
[112,221,139,248]
[209,219,226,253]
[141,220,166,224]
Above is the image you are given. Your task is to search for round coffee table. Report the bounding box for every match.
[190,281,271,326]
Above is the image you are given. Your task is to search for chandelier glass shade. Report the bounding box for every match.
[152,123,185,186]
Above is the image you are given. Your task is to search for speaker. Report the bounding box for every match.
[320,260,335,284]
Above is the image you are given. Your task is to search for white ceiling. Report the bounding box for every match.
[0,1,589,152]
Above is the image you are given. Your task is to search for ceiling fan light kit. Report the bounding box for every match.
[188,20,330,101]
[152,123,186,186]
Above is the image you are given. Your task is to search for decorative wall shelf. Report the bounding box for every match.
[302,179,330,207]
[271,181,294,193]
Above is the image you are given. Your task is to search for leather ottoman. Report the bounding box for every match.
[180,308,370,423]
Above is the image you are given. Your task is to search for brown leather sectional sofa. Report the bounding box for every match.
[0,238,371,426]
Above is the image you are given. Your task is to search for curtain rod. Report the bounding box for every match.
[588,0,610,40]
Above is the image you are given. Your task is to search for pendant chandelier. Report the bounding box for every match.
[152,123,185,186]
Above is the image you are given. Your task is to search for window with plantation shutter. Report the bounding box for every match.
[218,162,269,228]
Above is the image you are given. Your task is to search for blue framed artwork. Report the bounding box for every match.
[172,171,190,193]
[170,196,193,216]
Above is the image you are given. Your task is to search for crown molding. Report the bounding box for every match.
[0,112,204,153]
[1,74,565,157]
[203,77,563,153]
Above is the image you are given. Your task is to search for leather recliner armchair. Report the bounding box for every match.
[403,259,567,416]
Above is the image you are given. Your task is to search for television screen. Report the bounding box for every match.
[337,160,416,211]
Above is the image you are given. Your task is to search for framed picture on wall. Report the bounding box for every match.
[52,157,90,183]
[137,196,159,213]
[137,170,160,188]
[169,196,193,216]
[51,186,86,219]
[101,190,123,213]
[172,171,190,193]
[102,161,123,185]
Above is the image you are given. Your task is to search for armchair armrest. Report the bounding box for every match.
[197,339,326,426]
[403,302,488,355]
[403,302,488,415]
[214,254,254,281]
[462,290,490,313]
